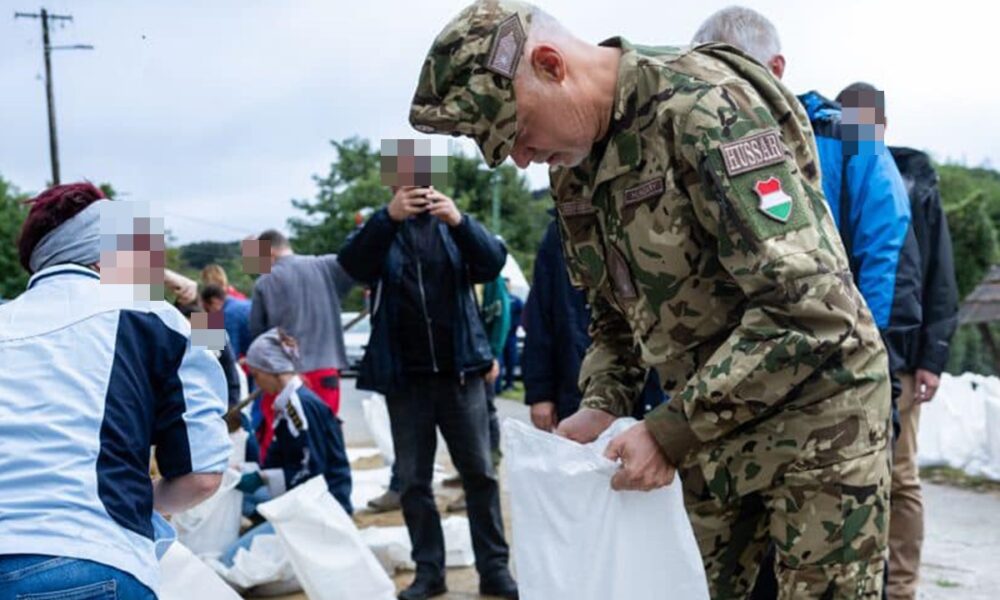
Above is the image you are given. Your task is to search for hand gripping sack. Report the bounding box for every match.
[502,418,709,600]
[256,475,396,600]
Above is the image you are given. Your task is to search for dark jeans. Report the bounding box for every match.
[388,381,501,491]
[0,555,154,599]
[386,373,510,582]
[501,335,518,390]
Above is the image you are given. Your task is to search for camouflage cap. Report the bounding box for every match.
[409,1,534,168]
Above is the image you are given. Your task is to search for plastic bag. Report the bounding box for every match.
[256,475,396,600]
[362,393,395,466]
[172,468,244,559]
[159,541,242,600]
[502,418,709,600]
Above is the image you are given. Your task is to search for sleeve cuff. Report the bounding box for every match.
[642,402,701,467]
[263,468,287,497]
[581,394,630,418]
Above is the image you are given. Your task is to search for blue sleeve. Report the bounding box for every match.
[153,311,232,477]
[338,208,399,284]
[450,213,508,283]
[522,223,559,404]
[846,149,911,329]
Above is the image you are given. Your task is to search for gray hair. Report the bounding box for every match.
[692,6,781,66]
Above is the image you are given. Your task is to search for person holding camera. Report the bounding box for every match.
[338,185,517,600]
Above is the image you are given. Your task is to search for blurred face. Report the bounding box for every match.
[509,46,596,169]
[202,296,225,313]
[250,368,283,395]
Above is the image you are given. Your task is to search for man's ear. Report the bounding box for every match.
[768,54,786,80]
[531,45,566,83]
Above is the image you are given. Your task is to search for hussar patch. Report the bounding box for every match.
[719,129,786,177]
[623,177,665,206]
[753,177,793,223]
[484,14,525,79]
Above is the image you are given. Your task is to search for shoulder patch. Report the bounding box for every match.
[719,129,786,176]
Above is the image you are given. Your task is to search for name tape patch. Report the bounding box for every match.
[556,199,597,217]
[719,129,786,177]
[623,177,665,206]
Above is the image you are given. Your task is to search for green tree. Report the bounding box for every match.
[0,176,30,299]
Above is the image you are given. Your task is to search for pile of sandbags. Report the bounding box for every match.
[918,372,1000,480]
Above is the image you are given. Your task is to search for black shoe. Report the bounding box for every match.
[397,578,447,600]
[480,571,518,599]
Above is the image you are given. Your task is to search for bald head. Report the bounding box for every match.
[693,6,785,79]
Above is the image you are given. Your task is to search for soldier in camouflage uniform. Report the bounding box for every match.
[409,2,892,598]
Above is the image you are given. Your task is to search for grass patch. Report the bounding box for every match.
[498,381,525,402]
[935,579,961,588]
[920,466,1000,494]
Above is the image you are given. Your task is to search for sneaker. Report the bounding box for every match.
[445,493,466,513]
[366,489,401,513]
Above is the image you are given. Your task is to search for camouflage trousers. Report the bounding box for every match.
[681,446,891,599]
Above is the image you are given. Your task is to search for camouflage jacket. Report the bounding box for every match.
[551,39,890,475]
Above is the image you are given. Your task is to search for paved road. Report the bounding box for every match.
[339,378,1000,599]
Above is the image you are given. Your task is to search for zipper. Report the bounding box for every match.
[415,259,440,373]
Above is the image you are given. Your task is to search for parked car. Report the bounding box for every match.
[342,311,371,375]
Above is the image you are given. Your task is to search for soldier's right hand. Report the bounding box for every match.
[555,407,616,443]
[388,186,431,222]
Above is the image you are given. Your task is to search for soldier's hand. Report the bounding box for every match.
[388,186,432,222]
[915,368,941,403]
[530,401,558,432]
[603,421,676,492]
[555,408,615,443]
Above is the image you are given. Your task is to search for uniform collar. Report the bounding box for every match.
[27,263,101,290]
[590,37,644,191]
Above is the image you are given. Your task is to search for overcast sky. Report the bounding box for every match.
[2,1,997,244]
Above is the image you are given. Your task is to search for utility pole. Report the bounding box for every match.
[491,168,501,235]
[15,8,93,186]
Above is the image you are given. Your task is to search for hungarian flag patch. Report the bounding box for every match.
[753,177,793,223]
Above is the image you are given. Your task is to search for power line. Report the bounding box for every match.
[15,8,93,186]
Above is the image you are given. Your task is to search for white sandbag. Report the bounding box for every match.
[360,516,475,574]
[256,475,396,600]
[983,390,1000,480]
[918,373,991,473]
[362,394,395,466]
[229,428,248,468]
[503,418,709,600]
[351,465,392,510]
[172,468,243,559]
[208,533,298,593]
[347,447,382,463]
[159,541,242,600]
